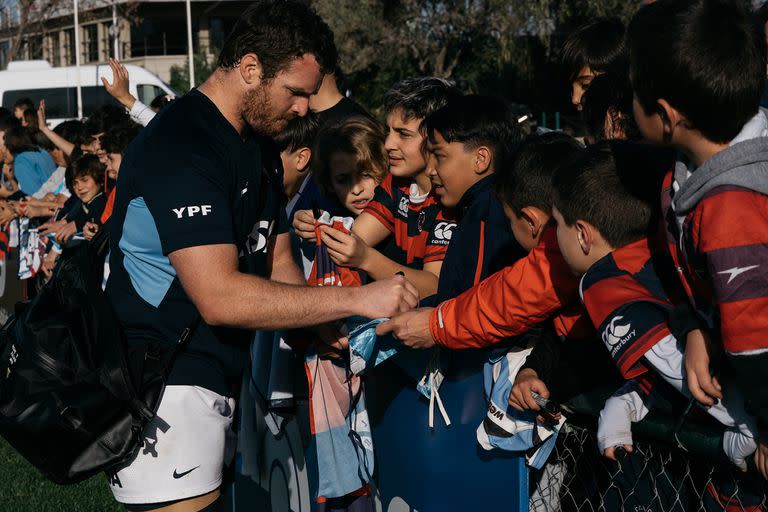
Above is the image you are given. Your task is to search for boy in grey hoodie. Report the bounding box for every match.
[629,0,768,482]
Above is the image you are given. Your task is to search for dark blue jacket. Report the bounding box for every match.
[436,174,526,302]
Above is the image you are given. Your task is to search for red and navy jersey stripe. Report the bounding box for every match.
[580,238,681,383]
[662,170,768,355]
[364,174,451,269]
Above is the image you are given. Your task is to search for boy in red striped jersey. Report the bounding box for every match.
[552,141,758,475]
[293,78,460,301]
[629,0,768,479]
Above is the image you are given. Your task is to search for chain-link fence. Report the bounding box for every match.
[529,394,768,512]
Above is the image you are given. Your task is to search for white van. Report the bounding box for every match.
[0,60,176,125]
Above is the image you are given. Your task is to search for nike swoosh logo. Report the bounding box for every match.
[718,265,759,284]
[173,466,200,479]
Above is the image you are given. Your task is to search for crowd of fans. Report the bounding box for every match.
[2,0,768,508]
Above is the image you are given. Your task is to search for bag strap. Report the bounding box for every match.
[159,314,201,377]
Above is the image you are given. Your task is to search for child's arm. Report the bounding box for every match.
[508,368,551,413]
[642,333,759,471]
[597,381,649,461]
[37,101,75,156]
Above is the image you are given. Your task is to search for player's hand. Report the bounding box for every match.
[356,275,419,319]
[604,445,633,462]
[320,226,369,269]
[684,328,722,407]
[54,221,77,244]
[292,209,317,241]
[83,221,99,241]
[376,308,434,349]
[37,100,49,131]
[509,368,550,412]
[101,58,136,108]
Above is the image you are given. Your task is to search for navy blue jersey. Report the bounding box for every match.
[106,89,288,395]
[436,175,525,302]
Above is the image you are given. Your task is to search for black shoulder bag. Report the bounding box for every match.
[0,227,197,484]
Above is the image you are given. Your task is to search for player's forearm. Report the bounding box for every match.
[201,272,363,330]
[360,248,437,298]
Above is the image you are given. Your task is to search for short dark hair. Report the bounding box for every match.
[629,0,766,143]
[36,131,56,152]
[69,153,105,188]
[54,120,87,147]
[84,105,130,137]
[217,0,337,78]
[100,121,142,155]
[3,125,39,155]
[149,93,175,111]
[553,141,672,248]
[561,17,627,83]
[0,113,20,133]
[424,95,523,172]
[13,97,34,113]
[581,73,639,142]
[312,116,388,197]
[494,132,583,216]
[383,77,462,122]
[272,111,320,153]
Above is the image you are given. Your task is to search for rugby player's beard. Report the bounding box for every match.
[241,83,293,137]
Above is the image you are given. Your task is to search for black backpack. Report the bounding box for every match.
[0,229,193,484]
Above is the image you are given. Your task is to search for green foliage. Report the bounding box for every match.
[169,49,218,94]
[312,0,642,117]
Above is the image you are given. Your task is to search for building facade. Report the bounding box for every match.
[0,0,249,82]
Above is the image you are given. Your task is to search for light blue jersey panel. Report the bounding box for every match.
[119,197,175,308]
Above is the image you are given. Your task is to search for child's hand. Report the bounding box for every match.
[755,437,768,480]
[37,219,64,237]
[604,445,633,461]
[376,307,434,349]
[292,209,317,241]
[320,226,369,269]
[684,328,722,407]
[83,222,99,241]
[54,221,77,244]
[509,368,550,412]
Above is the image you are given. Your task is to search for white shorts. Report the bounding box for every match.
[109,385,237,505]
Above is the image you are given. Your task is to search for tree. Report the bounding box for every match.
[169,49,216,94]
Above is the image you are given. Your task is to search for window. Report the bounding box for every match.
[209,17,236,53]
[83,24,98,63]
[102,22,112,60]
[49,32,61,67]
[130,18,190,57]
[137,84,166,106]
[64,28,75,65]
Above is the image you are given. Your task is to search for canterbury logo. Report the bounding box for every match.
[433,222,455,241]
[398,196,409,216]
[602,316,632,348]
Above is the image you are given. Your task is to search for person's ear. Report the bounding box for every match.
[238,54,263,86]
[657,99,683,144]
[474,146,492,175]
[296,147,312,173]
[521,206,546,239]
[575,220,594,255]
